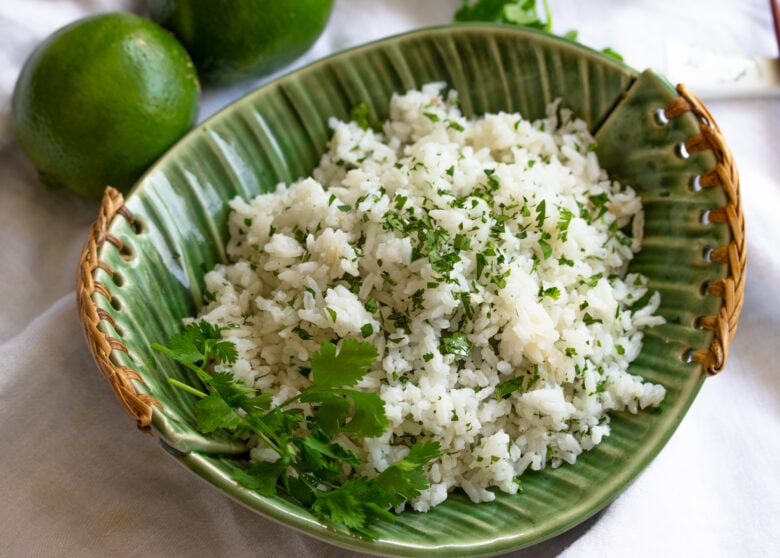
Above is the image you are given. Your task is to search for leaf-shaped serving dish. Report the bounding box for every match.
[77,24,744,556]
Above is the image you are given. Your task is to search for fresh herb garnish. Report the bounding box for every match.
[442,332,472,359]
[588,192,610,220]
[453,1,623,61]
[541,286,560,300]
[349,102,383,132]
[538,238,553,259]
[495,376,527,400]
[583,313,602,326]
[495,365,541,399]
[153,322,440,536]
[455,0,552,32]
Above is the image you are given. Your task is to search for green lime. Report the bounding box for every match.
[11,12,200,199]
[147,0,334,86]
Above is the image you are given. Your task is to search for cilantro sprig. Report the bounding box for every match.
[153,321,440,536]
[454,0,624,61]
[455,0,553,31]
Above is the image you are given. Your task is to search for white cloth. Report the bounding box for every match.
[1,1,778,557]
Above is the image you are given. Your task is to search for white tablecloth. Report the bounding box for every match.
[1,1,778,556]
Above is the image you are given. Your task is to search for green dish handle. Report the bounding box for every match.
[77,186,161,433]
[666,85,745,375]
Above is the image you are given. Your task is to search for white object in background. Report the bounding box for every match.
[664,38,780,99]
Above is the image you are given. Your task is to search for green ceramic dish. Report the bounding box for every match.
[81,24,740,557]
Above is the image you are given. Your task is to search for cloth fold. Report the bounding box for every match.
[0,1,777,557]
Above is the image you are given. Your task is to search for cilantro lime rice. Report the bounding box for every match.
[194,83,665,511]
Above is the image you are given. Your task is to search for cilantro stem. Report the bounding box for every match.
[542,0,552,32]
[167,377,208,398]
[247,421,285,456]
[276,393,304,410]
[151,342,214,383]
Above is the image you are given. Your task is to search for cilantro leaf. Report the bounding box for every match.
[455,0,508,22]
[311,339,378,388]
[455,0,551,32]
[373,441,442,506]
[209,372,255,404]
[163,329,205,366]
[210,339,238,366]
[502,0,550,31]
[309,441,441,531]
[396,441,442,469]
[153,320,237,373]
[298,434,362,469]
[311,483,367,529]
[301,387,387,439]
[301,388,351,437]
[454,1,623,61]
[336,389,388,438]
[233,460,287,496]
[495,376,526,400]
[195,394,244,433]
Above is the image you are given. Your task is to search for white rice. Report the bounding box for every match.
[194,83,666,511]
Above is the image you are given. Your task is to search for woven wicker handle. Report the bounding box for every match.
[76,186,160,432]
[665,85,746,375]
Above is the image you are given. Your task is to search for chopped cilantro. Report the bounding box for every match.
[582,272,603,287]
[601,47,623,61]
[587,192,610,219]
[495,376,526,400]
[558,254,574,267]
[538,238,553,259]
[442,332,472,359]
[292,326,312,340]
[454,233,471,251]
[447,119,465,132]
[542,286,560,300]
[535,199,547,228]
[455,0,551,32]
[454,1,624,62]
[557,207,574,241]
[583,313,602,326]
[349,102,383,132]
[364,298,378,313]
